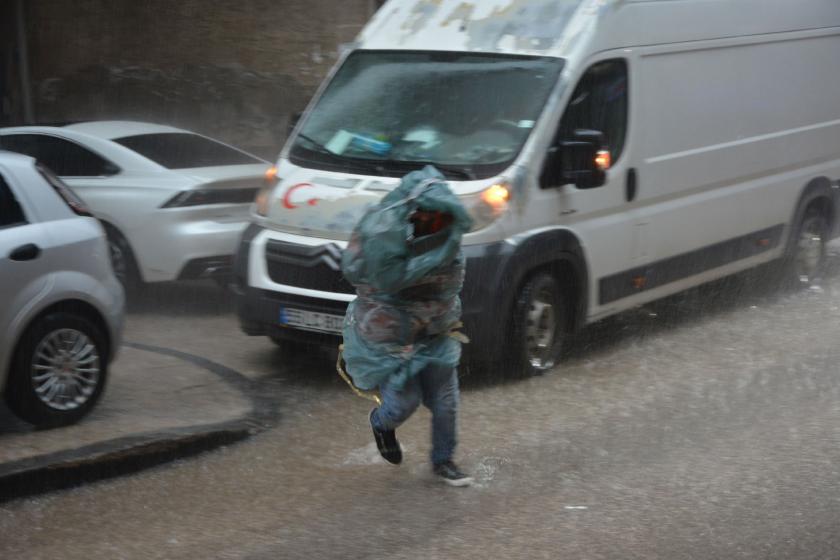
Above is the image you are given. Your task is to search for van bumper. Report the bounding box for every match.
[233,223,513,364]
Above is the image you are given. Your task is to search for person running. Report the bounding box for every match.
[341,167,473,486]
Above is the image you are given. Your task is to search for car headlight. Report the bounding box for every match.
[254,166,280,217]
[463,183,511,232]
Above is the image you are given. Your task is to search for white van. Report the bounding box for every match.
[235,0,840,375]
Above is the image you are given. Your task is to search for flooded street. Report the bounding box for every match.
[3,2,840,558]
[3,247,840,559]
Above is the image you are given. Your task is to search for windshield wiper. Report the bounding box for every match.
[373,159,476,181]
[294,134,475,180]
[416,162,475,181]
[295,133,393,176]
[294,133,351,163]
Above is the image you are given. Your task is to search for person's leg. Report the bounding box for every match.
[370,375,421,465]
[419,364,460,466]
[372,375,422,431]
[420,364,472,486]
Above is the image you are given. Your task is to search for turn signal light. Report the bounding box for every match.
[481,183,511,209]
[265,166,279,184]
[256,166,281,216]
[595,150,612,171]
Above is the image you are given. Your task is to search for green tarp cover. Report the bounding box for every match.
[341,167,473,391]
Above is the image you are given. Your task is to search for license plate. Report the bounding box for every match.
[279,307,344,334]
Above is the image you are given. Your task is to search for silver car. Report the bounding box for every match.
[0,151,124,427]
[0,121,269,289]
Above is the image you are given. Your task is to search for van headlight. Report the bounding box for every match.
[463,183,511,232]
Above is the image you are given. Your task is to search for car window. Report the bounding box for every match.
[0,134,119,177]
[0,172,27,228]
[114,133,263,169]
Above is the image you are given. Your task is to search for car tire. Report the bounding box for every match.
[103,224,142,294]
[511,271,568,377]
[5,312,109,428]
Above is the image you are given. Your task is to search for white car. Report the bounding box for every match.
[0,151,124,427]
[0,122,269,289]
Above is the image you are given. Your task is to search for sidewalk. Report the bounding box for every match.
[0,343,259,502]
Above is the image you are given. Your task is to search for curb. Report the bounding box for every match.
[0,343,277,504]
[0,423,251,503]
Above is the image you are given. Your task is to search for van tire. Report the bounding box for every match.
[783,203,830,287]
[5,312,109,428]
[511,271,568,377]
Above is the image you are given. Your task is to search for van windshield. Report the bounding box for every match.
[289,50,564,180]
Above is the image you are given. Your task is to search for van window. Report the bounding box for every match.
[554,59,629,163]
[0,174,26,228]
[1,134,119,177]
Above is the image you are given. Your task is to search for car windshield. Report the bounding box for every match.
[290,50,564,180]
[114,133,263,169]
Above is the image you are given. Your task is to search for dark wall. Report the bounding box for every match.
[1,0,19,126]
[16,0,376,158]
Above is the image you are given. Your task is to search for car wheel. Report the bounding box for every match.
[5,312,109,428]
[104,225,142,293]
[511,271,568,377]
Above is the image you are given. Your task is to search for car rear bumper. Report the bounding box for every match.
[131,215,248,283]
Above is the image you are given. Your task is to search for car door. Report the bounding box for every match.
[0,167,53,362]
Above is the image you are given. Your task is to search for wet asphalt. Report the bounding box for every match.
[2,251,840,559]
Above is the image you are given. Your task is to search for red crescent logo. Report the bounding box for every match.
[282,182,315,209]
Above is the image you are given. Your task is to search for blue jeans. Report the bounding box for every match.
[371,363,460,465]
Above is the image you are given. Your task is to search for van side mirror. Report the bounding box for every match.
[542,129,609,189]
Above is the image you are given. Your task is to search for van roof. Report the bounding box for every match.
[359,0,840,59]
[359,0,587,58]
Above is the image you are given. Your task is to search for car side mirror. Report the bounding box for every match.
[542,129,610,189]
[102,162,120,176]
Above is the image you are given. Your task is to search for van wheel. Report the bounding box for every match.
[786,206,829,286]
[4,312,109,428]
[512,272,568,377]
[104,224,142,293]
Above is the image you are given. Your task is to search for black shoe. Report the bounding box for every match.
[370,409,402,465]
[433,461,473,487]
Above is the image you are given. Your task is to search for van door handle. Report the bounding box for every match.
[626,168,638,202]
[9,243,41,262]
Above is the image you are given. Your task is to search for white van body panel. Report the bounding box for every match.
[595,27,840,317]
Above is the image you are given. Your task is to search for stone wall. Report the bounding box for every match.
[18,0,378,158]
[1,0,20,126]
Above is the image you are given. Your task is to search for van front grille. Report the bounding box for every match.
[265,240,355,294]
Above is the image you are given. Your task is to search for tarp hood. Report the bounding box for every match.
[340,167,472,391]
